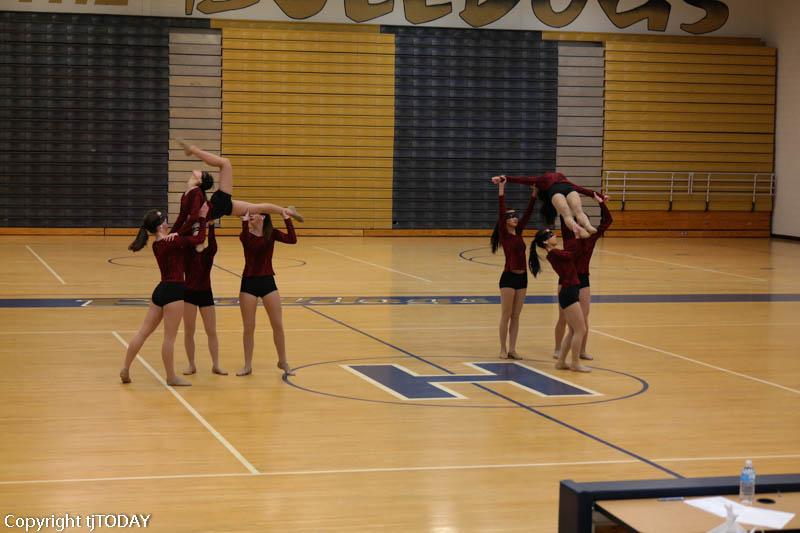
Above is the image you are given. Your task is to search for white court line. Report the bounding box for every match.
[25,245,66,285]
[313,246,433,283]
[591,328,800,396]
[3,453,800,486]
[598,249,766,282]
[111,331,259,475]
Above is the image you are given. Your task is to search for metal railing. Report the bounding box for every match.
[602,171,775,211]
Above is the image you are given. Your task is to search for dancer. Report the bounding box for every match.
[492,171,597,238]
[238,211,297,378]
[490,176,536,359]
[553,194,613,361]
[183,221,227,376]
[120,203,209,386]
[529,227,590,373]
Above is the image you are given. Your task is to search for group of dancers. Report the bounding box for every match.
[120,141,301,386]
[119,145,611,386]
[490,171,612,373]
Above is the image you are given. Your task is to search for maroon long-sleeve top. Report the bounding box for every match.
[185,224,217,292]
[170,187,205,236]
[153,218,207,282]
[504,171,596,198]
[240,218,297,278]
[498,192,535,272]
[546,247,582,289]
[560,201,613,275]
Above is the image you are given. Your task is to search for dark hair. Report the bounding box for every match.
[528,228,553,277]
[541,197,557,226]
[128,209,166,252]
[200,171,214,192]
[261,213,273,236]
[490,222,500,254]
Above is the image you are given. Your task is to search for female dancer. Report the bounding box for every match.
[183,221,227,376]
[177,140,303,231]
[492,171,597,238]
[529,227,590,373]
[120,203,209,386]
[490,176,536,359]
[553,194,612,361]
[238,211,297,378]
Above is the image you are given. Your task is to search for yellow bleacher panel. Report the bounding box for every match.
[604,121,774,134]
[223,92,394,107]
[228,155,391,167]
[604,81,776,95]
[222,38,394,55]
[604,42,775,56]
[223,49,395,65]
[605,71,774,85]
[223,71,393,86]
[604,51,776,66]
[223,134,393,148]
[605,62,775,76]
[223,102,394,117]
[603,151,773,164]
[223,144,394,158]
[222,28,391,43]
[605,112,773,124]
[211,20,380,32]
[542,31,763,46]
[223,113,393,128]
[603,141,773,154]
[604,102,774,115]
[605,91,775,105]
[604,161,772,172]
[223,81,394,96]
[223,59,394,76]
[603,131,774,144]
[223,124,395,138]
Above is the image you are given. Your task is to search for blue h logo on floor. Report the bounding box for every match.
[343,362,600,400]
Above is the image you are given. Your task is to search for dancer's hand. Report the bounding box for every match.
[241,211,250,222]
[164,233,178,241]
[199,202,209,218]
[491,175,506,184]
[280,207,292,220]
[594,192,610,203]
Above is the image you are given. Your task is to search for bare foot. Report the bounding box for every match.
[178,139,193,156]
[555,360,569,370]
[570,363,592,373]
[585,224,598,234]
[579,353,594,361]
[167,376,192,386]
[553,351,560,360]
[120,368,131,384]
[236,367,252,377]
[212,366,228,376]
[287,205,304,223]
[506,351,523,360]
[499,351,509,359]
[183,365,197,376]
[278,361,295,377]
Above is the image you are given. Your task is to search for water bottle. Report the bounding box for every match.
[739,459,756,504]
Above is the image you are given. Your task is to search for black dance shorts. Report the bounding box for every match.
[578,273,590,289]
[547,182,575,201]
[152,281,185,308]
[209,190,233,219]
[240,275,278,298]
[184,289,215,308]
[558,284,581,309]
[499,271,528,290]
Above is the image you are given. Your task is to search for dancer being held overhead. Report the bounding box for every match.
[492,171,597,238]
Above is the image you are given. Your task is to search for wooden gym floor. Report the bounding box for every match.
[0,234,799,532]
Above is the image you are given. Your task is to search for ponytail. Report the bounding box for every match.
[129,209,167,252]
[528,228,553,277]
[490,222,500,254]
[541,198,557,226]
[129,226,149,252]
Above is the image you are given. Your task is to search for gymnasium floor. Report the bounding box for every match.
[1,234,799,532]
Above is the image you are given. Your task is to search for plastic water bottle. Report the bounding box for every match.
[739,459,756,504]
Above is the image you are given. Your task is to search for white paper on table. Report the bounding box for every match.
[685,496,795,529]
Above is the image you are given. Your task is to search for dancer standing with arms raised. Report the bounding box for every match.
[238,211,297,378]
[490,176,536,359]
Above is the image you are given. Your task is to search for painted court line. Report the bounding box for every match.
[4,453,800,486]
[111,331,259,475]
[313,246,433,283]
[25,245,66,285]
[591,329,800,396]
[598,249,766,282]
